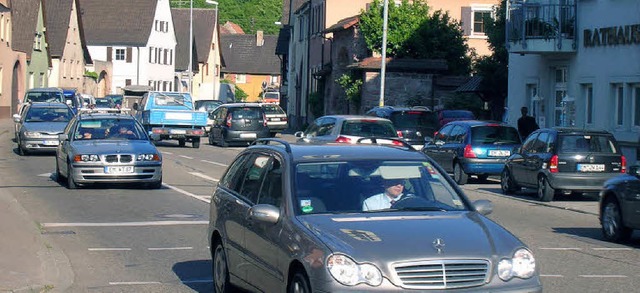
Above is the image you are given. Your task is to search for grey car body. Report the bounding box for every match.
[14,103,74,155]
[295,115,401,145]
[208,139,541,292]
[599,164,640,243]
[55,112,162,189]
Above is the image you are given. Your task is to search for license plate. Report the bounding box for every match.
[171,129,187,134]
[271,117,281,121]
[105,166,134,174]
[43,140,59,146]
[488,150,510,157]
[577,164,605,172]
[240,133,257,138]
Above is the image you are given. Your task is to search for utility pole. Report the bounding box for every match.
[379,0,389,107]
[188,0,193,94]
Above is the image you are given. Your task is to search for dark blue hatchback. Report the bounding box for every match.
[421,120,522,184]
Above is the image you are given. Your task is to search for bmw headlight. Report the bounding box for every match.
[327,254,382,287]
[24,131,42,138]
[74,154,100,162]
[498,248,536,281]
[137,154,160,161]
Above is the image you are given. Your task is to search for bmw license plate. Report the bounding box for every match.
[105,166,134,174]
[488,150,510,157]
[577,164,605,172]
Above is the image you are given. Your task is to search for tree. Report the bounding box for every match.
[359,0,471,75]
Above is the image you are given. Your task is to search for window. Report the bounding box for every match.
[115,49,125,61]
[239,155,272,203]
[270,75,278,85]
[34,32,43,51]
[0,67,3,95]
[634,85,640,127]
[236,74,246,84]
[614,84,624,126]
[553,67,570,127]
[149,47,154,63]
[473,10,492,35]
[0,14,4,41]
[584,84,593,124]
[126,79,132,86]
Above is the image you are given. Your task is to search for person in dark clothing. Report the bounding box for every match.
[517,107,539,139]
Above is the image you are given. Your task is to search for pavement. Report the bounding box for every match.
[0,118,73,293]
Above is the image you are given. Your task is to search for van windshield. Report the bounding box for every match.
[25,91,64,104]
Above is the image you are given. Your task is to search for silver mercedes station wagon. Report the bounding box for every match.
[208,139,541,292]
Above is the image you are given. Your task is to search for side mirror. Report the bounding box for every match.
[58,134,69,141]
[12,114,21,123]
[472,199,493,215]
[294,131,304,138]
[132,103,139,111]
[248,204,280,224]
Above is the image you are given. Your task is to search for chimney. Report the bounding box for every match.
[256,30,264,46]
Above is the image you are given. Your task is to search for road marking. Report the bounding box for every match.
[38,173,52,177]
[189,172,219,182]
[201,160,228,167]
[540,275,564,278]
[579,275,628,278]
[183,279,213,284]
[179,155,194,159]
[164,183,211,203]
[148,247,193,251]
[88,248,131,251]
[593,247,632,251]
[41,220,208,228]
[161,151,173,155]
[109,281,162,285]
[539,247,582,251]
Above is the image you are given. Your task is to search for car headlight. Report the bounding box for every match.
[137,154,161,161]
[74,154,100,162]
[327,254,382,287]
[498,248,536,281]
[24,131,42,138]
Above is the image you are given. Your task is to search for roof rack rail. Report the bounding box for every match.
[251,138,292,153]
[355,137,416,150]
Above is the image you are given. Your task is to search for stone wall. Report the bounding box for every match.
[360,71,434,113]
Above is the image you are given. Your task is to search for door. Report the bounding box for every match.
[440,125,466,172]
[522,131,551,186]
[211,107,226,141]
[423,124,454,170]
[511,133,538,186]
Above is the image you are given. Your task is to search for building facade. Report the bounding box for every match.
[506,0,640,162]
[0,0,26,118]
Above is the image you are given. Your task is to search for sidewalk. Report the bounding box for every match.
[0,118,73,293]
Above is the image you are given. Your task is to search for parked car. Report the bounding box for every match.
[437,109,475,128]
[13,103,74,155]
[501,128,626,202]
[295,115,402,145]
[366,105,438,149]
[599,164,640,243]
[207,103,270,147]
[260,103,288,137]
[422,120,522,185]
[55,110,162,189]
[208,139,541,292]
[18,87,65,116]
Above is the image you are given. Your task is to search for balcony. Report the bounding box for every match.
[506,0,576,55]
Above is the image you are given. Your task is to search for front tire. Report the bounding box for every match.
[208,133,215,145]
[287,270,311,293]
[453,162,468,185]
[67,164,77,189]
[500,169,518,194]
[219,133,229,148]
[537,176,554,202]
[55,158,64,183]
[212,241,232,293]
[601,198,632,243]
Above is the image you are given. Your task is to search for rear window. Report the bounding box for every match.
[389,111,437,128]
[25,91,64,103]
[229,107,262,119]
[558,135,619,154]
[341,120,398,137]
[440,110,474,119]
[471,126,521,145]
[262,105,286,115]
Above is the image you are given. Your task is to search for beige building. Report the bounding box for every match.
[0,0,26,118]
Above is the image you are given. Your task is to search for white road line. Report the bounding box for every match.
[109,281,162,285]
[41,220,208,228]
[148,247,193,251]
[183,279,213,284]
[540,275,564,278]
[593,247,632,251]
[164,183,211,203]
[179,155,194,159]
[201,160,228,167]
[579,275,628,278]
[161,151,173,155]
[88,248,131,251]
[539,247,582,251]
[38,173,52,177]
[189,172,219,182]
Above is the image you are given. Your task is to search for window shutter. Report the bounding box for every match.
[107,47,112,61]
[461,7,472,36]
[149,47,153,63]
[126,47,132,63]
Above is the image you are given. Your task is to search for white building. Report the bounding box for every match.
[506,0,640,162]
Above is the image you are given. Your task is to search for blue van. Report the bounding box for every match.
[422,120,522,184]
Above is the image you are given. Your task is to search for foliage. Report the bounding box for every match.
[359,0,471,75]
[84,70,98,81]
[308,91,324,118]
[336,73,363,108]
[443,93,485,118]
[234,85,248,101]
[169,0,282,34]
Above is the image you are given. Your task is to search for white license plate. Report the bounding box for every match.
[105,166,134,174]
[240,133,257,138]
[171,129,187,134]
[488,150,510,157]
[578,164,605,172]
[166,112,192,120]
[43,140,59,146]
[271,117,281,121]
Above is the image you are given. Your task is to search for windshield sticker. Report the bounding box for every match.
[300,199,314,213]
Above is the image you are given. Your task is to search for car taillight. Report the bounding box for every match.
[226,113,232,127]
[396,130,403,138]
[621,155,627,173]
[263,114,268,127]
[463,144,476,158]
[549,155,559,173]
[391,140,404,146]
[335,136,351,143]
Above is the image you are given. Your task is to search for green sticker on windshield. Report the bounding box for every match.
[302,206,314,213]
[300,199,314,213]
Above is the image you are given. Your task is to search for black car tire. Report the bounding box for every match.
[148,177,163,189]
[212,241,232,293]
[270,132,277,138]
[454,162,468,185]
[18,143,27,156]
[537,176,554,202]
[192,138,200,148]
[287,270,311,293]
[55,159,65,183]
[500,169,518,194]
[67,164,77,189]
[178,138,186,147]
[601,198,632,243]
[208,133,215,145]
[219,133,229,148]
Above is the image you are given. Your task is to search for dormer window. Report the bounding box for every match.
[34,32,43,51]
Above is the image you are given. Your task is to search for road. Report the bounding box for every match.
[3,131,640,292]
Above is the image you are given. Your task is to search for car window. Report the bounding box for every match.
[470,126,521,145]
[317,118,336,136]
[256,158,283,207]
[25,91,64,104]
[293,160,467,215]
[341,120,397,137]
[238,155,272,203]
[533,132,550,153]
[389,111,436,128]
[220,154,251,191]
[558,134,619,154]
[448,125,466,143]
[261,104,285,115]
[74,119,144,140]
[435,124,454,142]
[25,107,72,122]
[230,107,262,119]
[153,93,193,108]
[521,132,539,153]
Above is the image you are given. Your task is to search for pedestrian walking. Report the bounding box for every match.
[517,106,539,139]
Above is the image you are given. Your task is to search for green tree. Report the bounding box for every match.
[359,0,471,75]
[337,73,363,111]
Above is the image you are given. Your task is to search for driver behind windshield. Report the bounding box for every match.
[362,179,405,211]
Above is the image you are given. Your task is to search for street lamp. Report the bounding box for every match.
[379,0,389,107]
[188,0,193,94]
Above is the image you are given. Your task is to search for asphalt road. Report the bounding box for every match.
[4,132,640,292]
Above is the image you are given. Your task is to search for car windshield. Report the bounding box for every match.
[341,120,397,137]
[74,119,145,141]
[558,134,618,153]
[389,111,437,128]
[25,91,64,104]
[471,126,521,145]
[153,93,192,108]
[293,160,467,215]
[25,107,73,122]
[261,104,285,115]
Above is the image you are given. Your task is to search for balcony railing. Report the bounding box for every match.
[506,0,577,54]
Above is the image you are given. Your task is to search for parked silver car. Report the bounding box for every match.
[13,103,74,155]
[208,139,541,292]
[55,111,162,189]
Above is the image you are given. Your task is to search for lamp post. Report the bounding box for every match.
[379,0,389,107]
[188,0,193,94]
[206,0,219,100]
